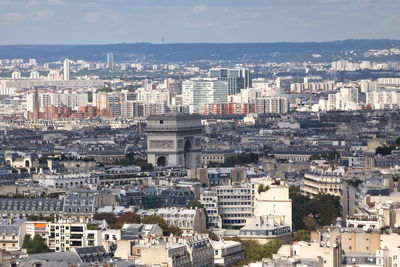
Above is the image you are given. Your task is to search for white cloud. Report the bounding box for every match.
[116,27,129,35]
[184,22,201,29]
[83,12,99,24]
[48,0,63,5]
[26,0,39,8]
[1,12,26,25]
[35,10,55,21]
[192,5,207,13]
[107,12,120,23]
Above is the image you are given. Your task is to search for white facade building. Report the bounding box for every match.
[28,92,89,111]
[63,59,70,81]
[182,79,228,114]
[327,87,359,111]
[38,173,98,189]
[11,71,21,80]
[25,220,100,252]
[200,190,222,229]
[366,88,400,110]
[210,177,292,229]
[30,71,40,80]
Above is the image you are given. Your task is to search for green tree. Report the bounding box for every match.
[142,215,170,235]
[117,154,154,171]
[312,194,341,225]
[258,184,270,194]
[308,154,322,161]
[112,212,141,229]
[302,216,318,231]
[187,200,203,209]
[232,238,284,267]
[22,234,33,249]
[168,226,183,237]
[206,230,219,241]
[97,87,112,93]
[221,153,259,167]
[376,145,395,156]
[293,230,310,242]
[289,186,341,230]
[93,213,117,225]
[23,234,50,254]
[326,150,340,161]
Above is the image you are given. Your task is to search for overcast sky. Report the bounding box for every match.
[0,0,399,45]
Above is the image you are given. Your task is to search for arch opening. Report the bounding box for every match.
[157,156,166,167]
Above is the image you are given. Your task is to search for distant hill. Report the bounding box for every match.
[0,39,399,63]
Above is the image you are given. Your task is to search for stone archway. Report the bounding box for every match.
[184,140,192,168]
[157,156,167,167]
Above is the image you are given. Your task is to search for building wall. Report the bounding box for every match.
[380,233,400,267]
[278,242,340,267]
[0,221,25,251]
[215,184,253,227]
[253,178,292,230]
[302,172,341,198]
[330,232,380,254]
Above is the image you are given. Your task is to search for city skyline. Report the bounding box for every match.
[0,0,399,45]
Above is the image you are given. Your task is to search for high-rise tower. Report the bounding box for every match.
[106,52,114,70]
[209,68,251,95]
[33,88,40,120]
[63,59,70,80]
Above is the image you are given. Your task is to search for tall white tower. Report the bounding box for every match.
[63,59,70,81]
[106,52,114,70]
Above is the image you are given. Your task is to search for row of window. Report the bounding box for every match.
[218,201,252,206]
[222,219,246,224]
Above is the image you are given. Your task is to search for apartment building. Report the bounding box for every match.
[212,177,292,229]
[0,198,63,219]
[0,194,96,221]
[214,182,253,228]
[155,207,207,235]
[200,189,221,229]
[0,219,26,251]
[302,165,344,198]
[212,239,245,266]
[26,220,99,252]
[38,173,99,189]
[115,235,214,267]
[276,241,342,267]
[311,226,392,266]
[201,148,235,165]
[253,177,292,230]
[238,215,291,244]
[187,238,214,267]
